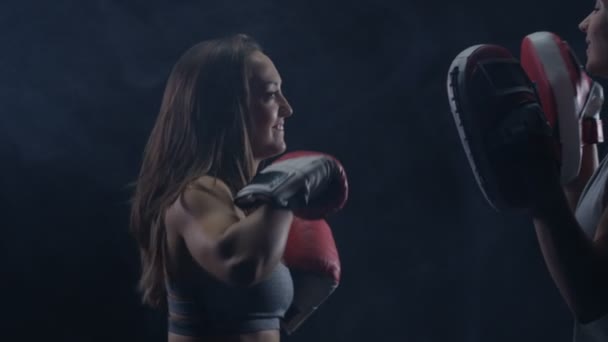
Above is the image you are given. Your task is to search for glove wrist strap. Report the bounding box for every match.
[582,117,604,145]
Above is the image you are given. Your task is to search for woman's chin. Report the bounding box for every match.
[254,144,287,161]
[586,57,608,78]
[271,144,287,157]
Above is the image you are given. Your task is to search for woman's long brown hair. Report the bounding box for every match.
[129,34,261,308]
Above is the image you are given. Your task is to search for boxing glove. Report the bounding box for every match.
[281,216,340,334]
[234,151,349,219]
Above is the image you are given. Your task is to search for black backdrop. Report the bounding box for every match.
[1,0,602,341]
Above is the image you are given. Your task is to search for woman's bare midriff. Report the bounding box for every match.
[168,330,280,342]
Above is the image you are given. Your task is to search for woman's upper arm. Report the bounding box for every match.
[165,176,243,282]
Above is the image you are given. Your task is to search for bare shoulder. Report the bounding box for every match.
[165,176,245,238]
[185,176,236,214]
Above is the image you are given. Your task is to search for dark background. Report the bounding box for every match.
[1,0,601,341]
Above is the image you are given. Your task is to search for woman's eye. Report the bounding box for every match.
[265,91,278,100]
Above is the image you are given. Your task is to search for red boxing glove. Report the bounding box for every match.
[281,216,341,334]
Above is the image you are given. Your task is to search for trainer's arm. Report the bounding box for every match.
[563,144,599,211]
[533,166,608,323]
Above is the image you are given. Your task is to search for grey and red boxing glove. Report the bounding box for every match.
[234,151,349,219]
[521,31,604,184]
[280,216,340,334]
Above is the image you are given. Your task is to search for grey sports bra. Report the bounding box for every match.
[166,262,294,337]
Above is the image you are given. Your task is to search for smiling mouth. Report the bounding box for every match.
[273,124,284,131]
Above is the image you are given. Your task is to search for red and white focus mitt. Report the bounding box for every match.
[521,31,604,184]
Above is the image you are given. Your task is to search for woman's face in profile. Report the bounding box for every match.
[581,0,608,76]
[246,51,294,161]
